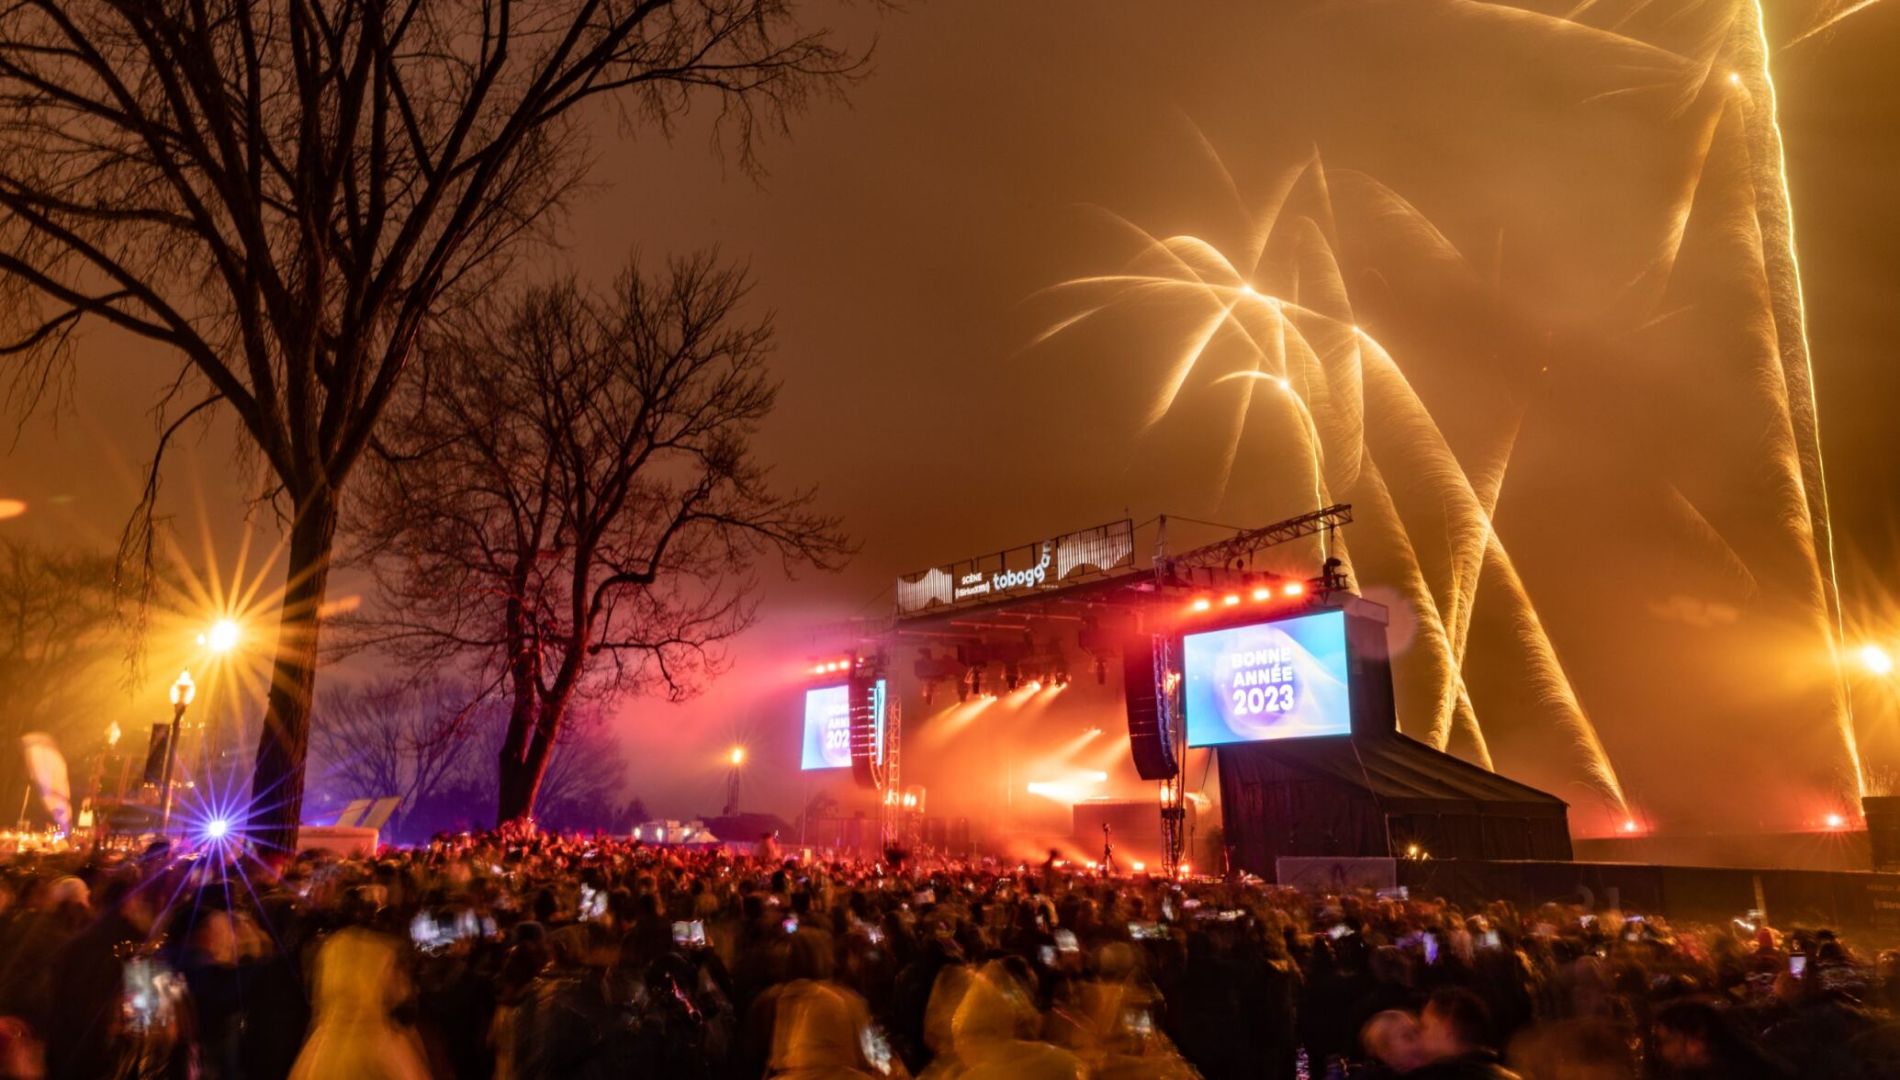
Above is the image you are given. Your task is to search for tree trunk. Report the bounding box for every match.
[495,701,564,829]
[249,486,339,853]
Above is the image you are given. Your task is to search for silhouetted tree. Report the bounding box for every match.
[351,252,848,826]
[0,540,129,806]
[308,679,476,836]
[0,0,858,850]
[377,699,639,839]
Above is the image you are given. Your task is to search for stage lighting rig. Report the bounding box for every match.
[913,648,964,707]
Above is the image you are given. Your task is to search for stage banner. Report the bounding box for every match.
[1183,609,1352,746]
[894,519,1135,615]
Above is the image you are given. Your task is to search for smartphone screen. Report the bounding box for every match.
[1038,944,1057,967]
[1790,955,1808,978]
[782,916,799,934]
[1054,929,1078,953]
[1424,933,1439,965]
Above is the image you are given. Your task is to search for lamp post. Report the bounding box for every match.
[195,618,240,768]
[159,670,195,833]
[724,746,746,816]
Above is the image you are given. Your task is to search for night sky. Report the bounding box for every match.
[6,1,1899,835]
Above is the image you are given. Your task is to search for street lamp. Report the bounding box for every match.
[198,618,241,654]
[159,670,195,832]
[724,745,747,816]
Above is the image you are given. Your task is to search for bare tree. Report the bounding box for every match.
[351,252,848,826]
[0,540,131,804]
[308,678,473,834]
[0,0,859,848]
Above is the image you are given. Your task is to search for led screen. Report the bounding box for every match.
[1183,610,1351,746]
[800,684,852,770]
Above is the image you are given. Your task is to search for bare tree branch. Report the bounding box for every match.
[346,250,851,825]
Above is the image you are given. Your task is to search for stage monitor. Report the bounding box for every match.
[1183,609,1352,747]
[800,684,852,770]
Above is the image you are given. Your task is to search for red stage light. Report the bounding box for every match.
[1825,812,1847,830]
[1620,819,1640,834]
[1282,581,1305,597]
[1190,598,1211,612]
[1251,587,1271,602]
[1221,594,1241,607]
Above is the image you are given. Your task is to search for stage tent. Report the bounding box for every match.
[1216,731,1573,879]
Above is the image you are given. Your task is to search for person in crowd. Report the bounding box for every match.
[1408,987,1521,1079]
[1649,998,1792,1080]
[290,925,432,1080]
[1361,1008,1428,1077]
[44,871,171,1080]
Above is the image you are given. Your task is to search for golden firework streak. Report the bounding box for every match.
[1736,0,1864,795]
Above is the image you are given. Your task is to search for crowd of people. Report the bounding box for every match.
[0,830,1890,1079]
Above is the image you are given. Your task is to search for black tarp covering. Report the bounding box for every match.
[1217,731,1572,876]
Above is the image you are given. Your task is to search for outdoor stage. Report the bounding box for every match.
[793,507,1585,878]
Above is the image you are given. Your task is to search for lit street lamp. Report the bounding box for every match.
[724,745,747,816]
[159,670,195,832]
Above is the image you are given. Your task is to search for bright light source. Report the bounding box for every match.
[169,670,196,708]
[1282,581,1305,597]
[1825,813,1847,830]
[1190,598,1211,612]
[204,818,229,841]
[1275,377,1290,390]
[1178,863,1191,876]
[1239,283,1256,295]
[728,746,746,767]
[1621,819,1640,834]
[205,618,241,654]
[1132,861,1146,873]
[1858,644,1894,676]
[1221,594,1241,607]
[1251,587,1271,602]
[1727,71,1742,85]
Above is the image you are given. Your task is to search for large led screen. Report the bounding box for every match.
[1183,610,1352,746]
[800,684,852,770]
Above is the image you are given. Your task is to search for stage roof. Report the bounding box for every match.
[1243,731,1570,816]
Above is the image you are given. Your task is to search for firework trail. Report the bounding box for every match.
[1043,156,1633,813]
[1730,0,1864,793]
[1786,0,1889,47]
